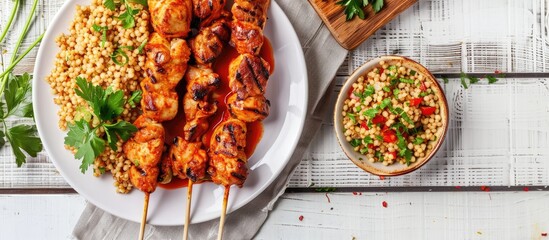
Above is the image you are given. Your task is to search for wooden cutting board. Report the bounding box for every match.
[308,0,417,50]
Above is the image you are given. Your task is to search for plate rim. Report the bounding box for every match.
[32,0,308,225]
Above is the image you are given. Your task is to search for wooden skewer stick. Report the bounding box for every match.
[139,192,150,240]
[217,186,230,240]
[183,181,193,240]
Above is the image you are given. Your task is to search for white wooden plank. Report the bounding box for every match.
[2,192,549,239]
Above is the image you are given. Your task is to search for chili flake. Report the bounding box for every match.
[379,176,385,180]
[382,201,388,208]
[541,232,547,237]
[523,187,529,192]
[455,186,461,189]
[325,193,331,203]
[480,186,490,192]
[298,215,304,221]
[353,192,358,195]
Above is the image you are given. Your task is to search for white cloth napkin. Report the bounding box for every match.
[72,0,348,239]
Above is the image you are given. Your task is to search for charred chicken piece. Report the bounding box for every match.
[193,0,227,26]
[190,16,231,65]
[170,137,208,182]
[123,116,165,193]
[227,93,270,122]
[208,119,249,187]
[140,82,179,122]
[148,0,193,38]
[129,166,160,193]
[228,54,270,100]
[144,33,190,90]
[230,21,264,55]
[183,66,221,141]
[231,0,270,28]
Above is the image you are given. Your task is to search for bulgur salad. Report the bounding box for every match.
[341,60,444,166]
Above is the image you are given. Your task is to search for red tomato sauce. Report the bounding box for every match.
[159,37,274,189]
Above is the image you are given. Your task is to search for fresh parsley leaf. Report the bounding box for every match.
[460,72,469,89]
[127,90,142,108]
[393,88,400,97]
[419,90,432,97]
[6,125,42,167]
[364,85,375,97]
[376,135,383,141]
[137,39,147,54]
[65,120,106,173]
[103,0,116,11]
[347,112,357,124]
[75,77,125,121]
[337,0,367,20]
[98,167,106,174]
[363,108,378,118]
[369,0,384,13]
[387,65,396,71]
[413,137,424,145]
[442,77,449,84]
[486,75,498,84]
[363,136,373,145]
[401,112,414,125]
[349,138,361,147]
[103,121,138,150]
[410,70,417,76]
[134,160,140,167]
[4,73,33,118]
[127,0,148,6]
[375,150,384,162]
[117,4,140,29]
[399,78,414,84]
[110,46,132,66]
[382,86,390,92]
[379,98,391,109]
[92,24,108,48]
[468,76,480,84]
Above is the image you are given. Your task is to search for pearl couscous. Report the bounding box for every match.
[46,0,149,193]
[341,60,443,166]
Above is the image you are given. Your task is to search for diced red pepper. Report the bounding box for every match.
[360,122,369,130]
[379,67,384,75]
[382,130,397,143]
[420,106,437,115]
[523,187,529,192]
[409,98,422,107]
[420,82,427,91]
[372,115,387,125]
[389,151,397,160]
[347,87,354,97]
[368,144,375,149]
[382,124,389,131]
[382,201,388,208]
[299,215,304,221]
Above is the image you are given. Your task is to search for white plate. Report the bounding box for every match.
[33,0,307,225]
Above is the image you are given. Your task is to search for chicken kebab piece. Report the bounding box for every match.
[227,54,271,122]
[193,0,227,27]
[149,0,193,38]
[190,12,231,65]
[208,119,248,187]
[124,1,192,237]
[230,0,270,55]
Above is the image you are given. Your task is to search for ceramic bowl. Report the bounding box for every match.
[333,56,449,176]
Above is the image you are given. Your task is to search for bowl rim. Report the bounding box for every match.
[333,55,449,177]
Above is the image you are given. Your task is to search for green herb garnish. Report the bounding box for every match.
[460,72,468,89]
[363,108,378,118]
[486,75,498,84]
[65,77,138,173]
[399,78,414,84]
[413,137,424,145]
[382,86,391,92]
[110,46,133,66]
[337,0,384,21]
[92,24,108,48]
[442,77,449,84]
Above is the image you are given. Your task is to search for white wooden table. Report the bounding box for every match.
[2,0,549,239]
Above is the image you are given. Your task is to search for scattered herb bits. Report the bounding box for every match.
[337,0,385,21]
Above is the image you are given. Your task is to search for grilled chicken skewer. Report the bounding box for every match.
[123,116,165,240]
[207,119,248,240]
[125,28,190,239]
